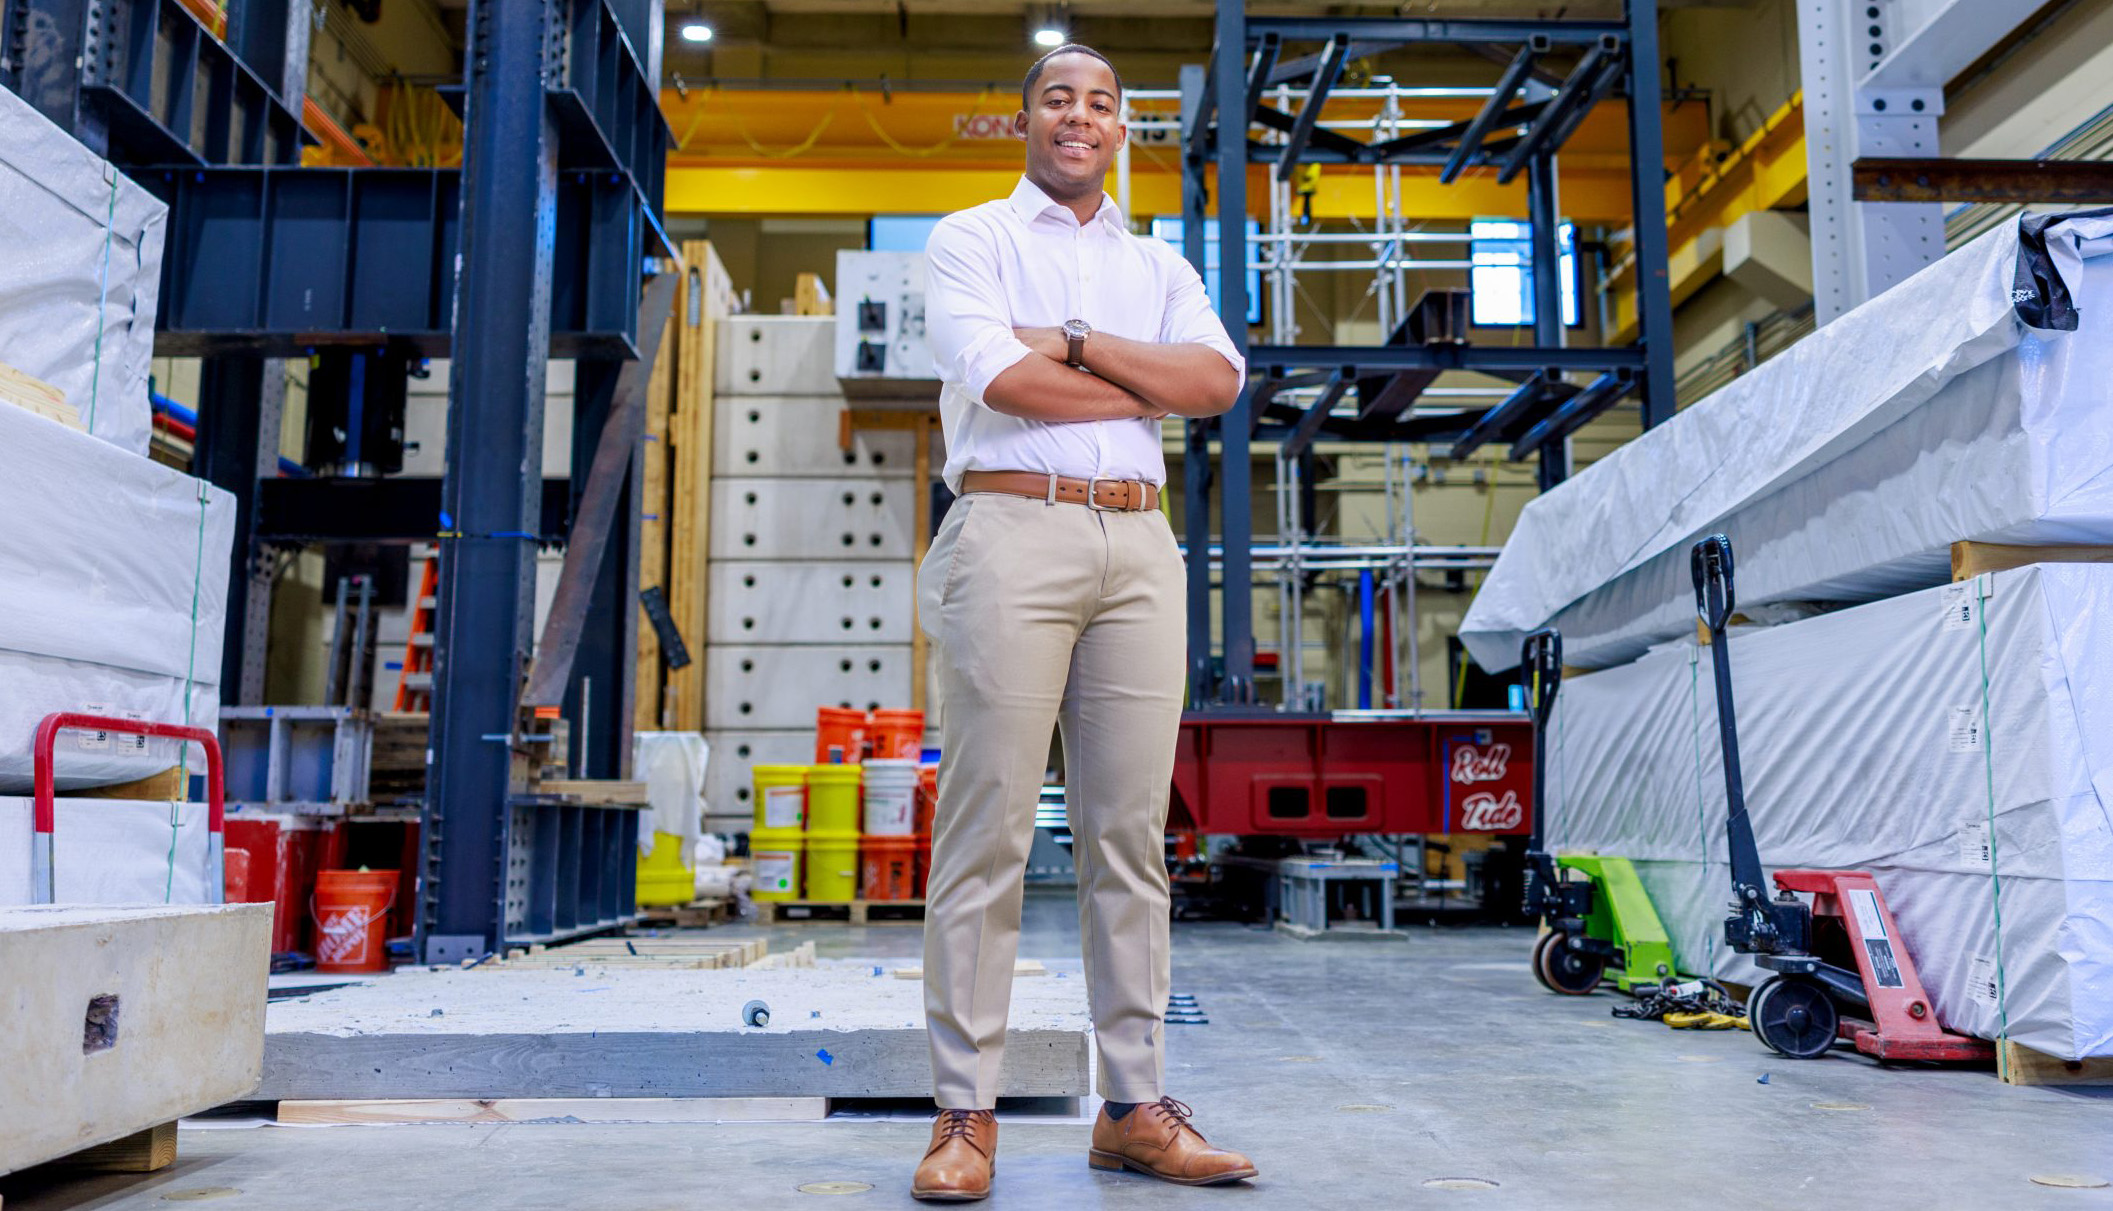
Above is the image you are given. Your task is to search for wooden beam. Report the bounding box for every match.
[664,241,734,732]
[635,307,676,735]
[1998,1039,2113,1086]
[1951,541,2113,582]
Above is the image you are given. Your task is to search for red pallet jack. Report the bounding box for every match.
[1692,535,1993,1063]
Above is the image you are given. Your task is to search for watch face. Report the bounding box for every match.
[1063,319,1091,339]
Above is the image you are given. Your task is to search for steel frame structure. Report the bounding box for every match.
[1179,1,1676,707]
[3,0,673,960]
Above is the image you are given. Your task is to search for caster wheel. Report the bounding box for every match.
[742,999,771,1028]
[1749,976,1837,1059]
[1535,930,1606,996]
[1530,932,1557,991]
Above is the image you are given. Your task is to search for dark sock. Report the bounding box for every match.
[1104,1101,1139,1120]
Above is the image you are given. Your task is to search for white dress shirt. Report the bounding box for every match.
[922,176,1245,492]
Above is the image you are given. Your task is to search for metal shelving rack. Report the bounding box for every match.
[1178,1,1677,708]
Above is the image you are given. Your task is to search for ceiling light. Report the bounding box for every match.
[680,22,713,43]
[1033,27,1065,47]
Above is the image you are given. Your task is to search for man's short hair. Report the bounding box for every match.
[1020,44,1124,111]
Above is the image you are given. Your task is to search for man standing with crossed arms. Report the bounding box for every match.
[909,42,1256,1202]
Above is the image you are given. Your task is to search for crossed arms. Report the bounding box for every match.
[923,216,1243,424]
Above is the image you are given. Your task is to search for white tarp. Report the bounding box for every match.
[0,86,166,456]
[0,798,213,905]
[1462,209,2113,672]
[1545,565,2113,1060]
[0,402,234,792]
[635,731,710,862]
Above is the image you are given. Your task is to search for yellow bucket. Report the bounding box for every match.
[753,764,809,831]
[804,830,861,902]
[750,826,804,900]
[805,765,863,834]
[636,830,695,907]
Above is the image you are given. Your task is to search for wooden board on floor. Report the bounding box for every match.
[2000,1040,2113,1086]
[278,1097,829,1125]
[636,897,734,928]
[892,960,1044,980]
[52,1122,177,1173]
[484,935,767,970]
[1950,540,2113,581]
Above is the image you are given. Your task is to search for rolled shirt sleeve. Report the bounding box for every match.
[1154,243,1247,379]
[924,216,1036,408]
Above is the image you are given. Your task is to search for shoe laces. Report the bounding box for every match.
[936,1108,991,1144]
[1150,1097,1198,1134]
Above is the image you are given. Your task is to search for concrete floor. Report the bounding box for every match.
[7,887,2110,1211]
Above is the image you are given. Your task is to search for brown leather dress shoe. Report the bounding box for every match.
[912,1108,997,1202]
[1088,1097,1257,1185]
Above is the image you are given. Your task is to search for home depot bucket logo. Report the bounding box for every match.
[1450,743,1511,784]
[315,905,376,966]
[1460,790,1524,831]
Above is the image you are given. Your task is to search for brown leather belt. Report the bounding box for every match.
[959,470,1160,512]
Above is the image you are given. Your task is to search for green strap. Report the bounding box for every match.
[164,482,209,903]
[87,171,119,436]
[1972,574,2012,1075]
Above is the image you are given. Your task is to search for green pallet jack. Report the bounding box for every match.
[1519,628,1685,995]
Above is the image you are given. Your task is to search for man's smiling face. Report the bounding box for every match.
[1015,52,1127,200]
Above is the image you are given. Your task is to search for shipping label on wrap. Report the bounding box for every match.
[763,784,804,829]
[1940,582,1976,631]
[114,707,148,755]
[75,703,111,751]
[1958,820,1993,866]
[1967,955,2001,1007]
[1948,706,1984,753]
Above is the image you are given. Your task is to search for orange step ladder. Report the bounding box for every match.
[392,554,439,711]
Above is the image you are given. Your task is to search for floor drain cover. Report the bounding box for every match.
[1422,1177,1500,1190]
[797,1181,874,1194]
[2029,1175,2109,1189]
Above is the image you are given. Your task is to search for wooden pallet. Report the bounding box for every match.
[483,934,768,971]
[636,897,734,928]
[1999,1040,2113,1086]
[762,898,925,924]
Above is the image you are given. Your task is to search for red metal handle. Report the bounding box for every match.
[32,712,225,836]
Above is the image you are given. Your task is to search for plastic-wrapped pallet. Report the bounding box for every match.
[1544,564,2113,1060]
[1462,209,2113,672]
[0,86,165,457]
[0,402,234,792]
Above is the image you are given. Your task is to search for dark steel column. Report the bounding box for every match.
[1527,153,1570,487]
[192,356,281,704]
[421,0,560,963]
[562,359,641,780]
[1213,0,1255,702]
[1625,0,1677,428]
[1179,62,1216,705]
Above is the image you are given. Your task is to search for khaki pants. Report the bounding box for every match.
[917,490,1187,1109]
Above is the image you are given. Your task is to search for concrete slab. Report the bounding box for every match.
[260,960,1090,1100]
[0,904,271,1175]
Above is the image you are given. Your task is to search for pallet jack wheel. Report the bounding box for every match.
[1535,930,1605,996]
[1748,976,1837,1059]
[1530,932,1557,991]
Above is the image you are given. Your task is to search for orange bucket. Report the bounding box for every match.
[867,709,925,761]
[861,836,918,902]
[916,765,938,835]
[313,869,397,973]
[913,833,931,899]
[815,706,867,763]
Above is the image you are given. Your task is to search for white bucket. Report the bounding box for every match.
[863,759,919,835]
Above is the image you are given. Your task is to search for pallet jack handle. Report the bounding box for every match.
[1520,628,1562,853]
[1690,535,1768,913]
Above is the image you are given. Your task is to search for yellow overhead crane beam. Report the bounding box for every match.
[660,86,1707,225]
[1604,94,1808,342]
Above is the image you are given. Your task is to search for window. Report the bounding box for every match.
[1469,219,1578,328]
[1149,218,1264,325]
[869,215,945,253]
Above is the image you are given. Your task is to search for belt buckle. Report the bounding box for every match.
[1085,477,1125,511]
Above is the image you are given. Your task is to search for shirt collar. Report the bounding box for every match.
[1008,175,1124,232]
